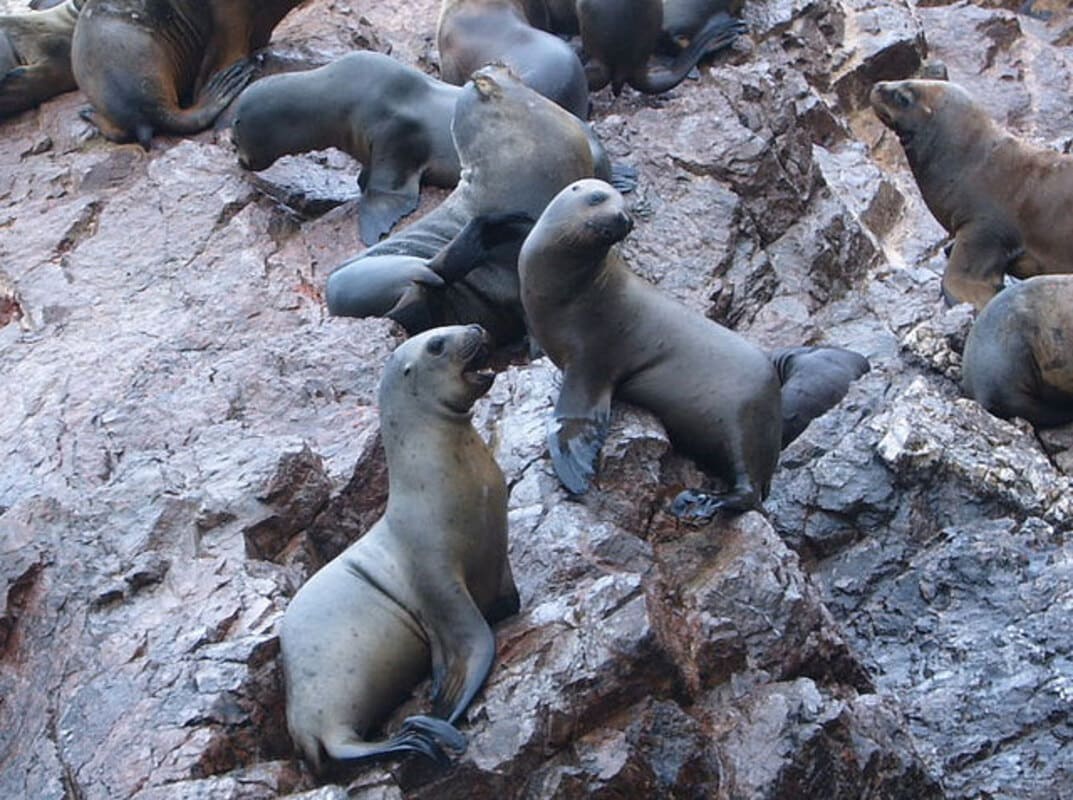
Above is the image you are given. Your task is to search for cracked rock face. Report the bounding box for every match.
[1,0,1071,798]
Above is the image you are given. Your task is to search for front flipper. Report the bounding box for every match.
[548,368,613,495]
[425,211,536,284]
[771,345,871,447]
[669,483,760,525]
[357,169,422,246]
[425,591,497,725]
[942,221,1018,311]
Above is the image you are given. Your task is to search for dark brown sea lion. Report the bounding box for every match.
[71,0,305,148]
[0,0,82,118]
[574,0,745,94]
[870,79,1073,311]
[962,275,1073,428]
[233,52,462,245]
[279,324,519,773]
[519,179,869,519]
[324,65,602,346]
[437,0,589,118]
[660,0,743,51]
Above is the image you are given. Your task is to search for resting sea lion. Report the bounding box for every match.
[437,0,589,119]
[71,0,304,148]
[573,0,745,94]
[233,52,462,245]
[325,65,601,345]
[519,179,869,519]
[0,0,82,118]
[961,275,1073,428]
[870,79,1073,311]
[279,324,520,773]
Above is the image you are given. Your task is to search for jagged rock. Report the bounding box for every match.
[2,0,1072,797]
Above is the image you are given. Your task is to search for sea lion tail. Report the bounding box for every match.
[630,13,747,94]
[321,714,467,767]
[771,345,870,448]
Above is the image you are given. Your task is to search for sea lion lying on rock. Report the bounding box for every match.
[279,324,519,773]
[519,179,870,522]
[962,275,1073,428]
[870,79,1073,311]
[72,0,304,147]
[0,0,82,118]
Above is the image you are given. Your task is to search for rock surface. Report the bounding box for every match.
[1,0,1071,798]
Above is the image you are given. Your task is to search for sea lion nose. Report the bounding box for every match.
[619,211,633,234]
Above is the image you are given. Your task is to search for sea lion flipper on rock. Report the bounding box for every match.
[771,346,871,447]
[628,12,746,93]
[942,221,1016,309]
[357,135,433,245]
[424,586,497,724]
[548,372,613,495]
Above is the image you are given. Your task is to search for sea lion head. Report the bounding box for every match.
[537,178,633,254]
[231,77,301,172]
[869,79,979,145]
[380,325,495,419]
[451,64,595,214]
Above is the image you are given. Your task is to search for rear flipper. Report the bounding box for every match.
[631,14,747,94]
[771,345,870,447]
[609,162,638,194]
[669,482,761,525]
[140,57,255,146]
[322,714,467,767]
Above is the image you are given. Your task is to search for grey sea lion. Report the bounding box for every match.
[232,52,462,245]
[0,0,82,118]
[962,275,1073,428]
[279,324,519,773]
[519,179,869,519]
[870,79,1073,311]
[71,0,305,148]
[324,65,601,346]
[573,0,745,94]
[437,0,589,119]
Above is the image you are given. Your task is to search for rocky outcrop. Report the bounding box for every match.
[1,0,1071,798]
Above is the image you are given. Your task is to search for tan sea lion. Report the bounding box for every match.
[519,179,869,521]
[279,324,519,773]
[870,79,1073,311]
[962,275,1073,428]
[0,0,82,118]
[573,0,745,94]
[71,0,305,148]
[437,0,589,119]
[324,65,602,346]
[232,52,462,246]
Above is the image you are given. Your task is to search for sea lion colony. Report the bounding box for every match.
[2,0,1069,780]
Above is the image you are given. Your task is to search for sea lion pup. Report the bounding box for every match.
[961,275,1073,428]
[325,65,600,345]
[870,79,1073,311]
[519,179,869,519]
[574,0,746,94]
[279,324,520,773]
[71,0,305,148]
[0,0,82,118]
[437,0,589,119]
[233,52,463,246]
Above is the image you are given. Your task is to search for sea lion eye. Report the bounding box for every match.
[427,336,446,355]
[588,191,609,206]
[894,89,913,109]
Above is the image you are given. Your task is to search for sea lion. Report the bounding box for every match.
[437,0,589,119]
[233,52,462,245]
[279,324,519,773]
[0,0,82,118]
[519,179,869,519]
[870,79,1073,311]
[325,65,601,345]
[573,0,745,94]
[961,275,1073,428]
[660,0,743,51]
[71,0,305,148]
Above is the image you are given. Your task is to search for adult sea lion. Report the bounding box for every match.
[519,179,869,519]
[0,0,82,118]
[573,0,745,94]
[325,65,601,345]
[961,275,1073,428]
[279,324,519,773]
[71,0,304,148]
[437,0,589,119]
[870,79,1073,311]
[233,52,462,245]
